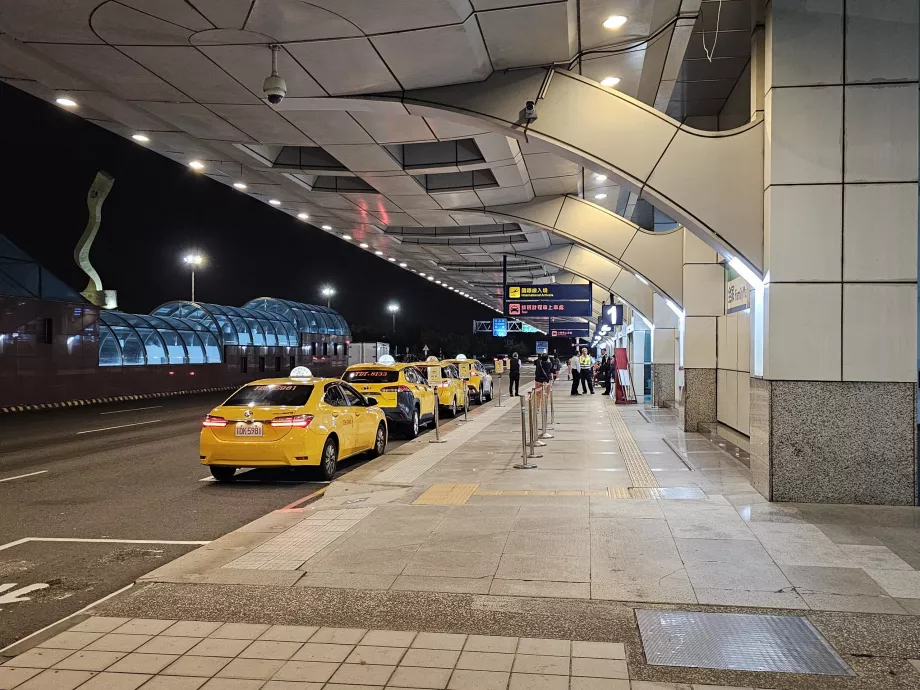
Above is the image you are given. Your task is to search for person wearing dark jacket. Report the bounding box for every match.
[535,353,553,384]
[599,349,612,396]
[509,352,521,396]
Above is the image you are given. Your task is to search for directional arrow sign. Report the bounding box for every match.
[0,583,49,604]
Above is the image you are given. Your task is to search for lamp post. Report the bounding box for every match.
[321,285,336,308]
[183,253,203,302]
[387,302,399,332]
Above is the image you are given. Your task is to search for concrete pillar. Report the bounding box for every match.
[753,0,918,504]
[680,230,722,432]
[652,294,678,408]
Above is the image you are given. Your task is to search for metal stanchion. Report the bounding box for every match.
[462,386,469,422]
[549,381,555,426]
[530,389,546,450]
[515,391,538,468]
[539,381,554,439]
[496,373,502,407]
[429,399,447,444]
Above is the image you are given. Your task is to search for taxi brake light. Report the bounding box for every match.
[381,385,412,393]
[202,415,227,427]
[271,414,314,428]
[440,381,451,388]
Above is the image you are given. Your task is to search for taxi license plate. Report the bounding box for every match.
[235,422,263,437]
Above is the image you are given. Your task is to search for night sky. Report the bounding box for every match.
[0,83,501,339]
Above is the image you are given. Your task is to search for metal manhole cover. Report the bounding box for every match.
[636,610,853,676]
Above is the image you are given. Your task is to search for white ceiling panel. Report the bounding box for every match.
[188,0,252,29]
[323,144,403,173]
[191,29,275,45]
[285,38,401,96]
[31,44,187,101]
[120,46,260,104]
[383,194,443,210]
[472,0,567,9]
[351,112,436,144]
[476,185,535,205]
[361,174,427,195]
[340,194,405,214]
[579,0,661,51]
[377,213,422,227]
[308,0,473,34]
[199,44,325,98]
[245,0,362,41]
[408,211,460,226]
[207,104,315,145]
[449,212,497,225]
[433,190,482,208]
[136,101,252,141]
[280,111,373,145]
[371,16,491,89]
[524,151,581,178]
[578,50,647,99]
[299,192,355,210]
[145,132,215,157]
[423,117,489,140]
[92,2,193,45]
[0,38,94,91]
[118,0,213,30]
[0,0,102,43]
[532,175,580,196]
[478,2,574,69]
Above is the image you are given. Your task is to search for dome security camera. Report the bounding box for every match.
[263,45,287,105]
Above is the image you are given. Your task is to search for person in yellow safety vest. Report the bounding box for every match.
[579,347,595,395]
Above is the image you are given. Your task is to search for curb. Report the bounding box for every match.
[0,387,238,414]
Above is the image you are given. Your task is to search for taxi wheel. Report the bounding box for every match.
[369,423,387,458]
[477,385,484,404]
[319,437,338,481]
[484,385,493,402]
[450,398,458,417]
[403,409,420,439]
[210,466,236,482]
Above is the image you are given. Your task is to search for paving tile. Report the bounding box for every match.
[840,545,914,570]
[36,632,104,650]
[591,570,698,604]
[215,658,286,680]
[13,669,94,690]
[185,639,251,658]
[571,641,626,659]
[238,641,302,660]
[684,561,791,592]
[403,550,501,579]
[76,672,151,689]
[3,648,75,669]
[896,598,920,615]
[199,680,263,689]
[161,656,231,678]
[463,636,518,654]
[496,554,590,582]
[307,628,367,645]
[52,650,124,671]
[571,657,628,678]
[589,498,664,520]
[359,629,416,648]
[207,625,269,641]
[422,532,509,554]
[391,575,493,595]
[162,623,224,638]
[866,569,920,598]
[291,644,353,663]
[258,626,319,643]
[799,592,910,614]
[446,669,509,690]
[455,651,513,672]
[631,683,693,690]
[345,645,406,665]
[135,637,203,656]
[328,663,395,685]
[387,665,452,689]
[779,565,887,596]
[747,524,856,567]
[509,673,569,690]
[68,618,131,634]
[570,679,630,690]
[270,661,339,683]
[137,677,207,690]
[107,653,180,674]
[261,682,323,690]
[503,531,590,557]
[0,667,41,689]
[400,649,461,668]
[295,572,397,590]
[673,538,774,565]
[410,633,466,651]
[693,588,809,609]
[511,654,569,675]
[515,639,570,657]
[85,635,153,653]
[113,621,178,636]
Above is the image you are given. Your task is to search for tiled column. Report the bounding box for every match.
[754,0,918,504]
[652,294,678,408]
[681,230,722,432]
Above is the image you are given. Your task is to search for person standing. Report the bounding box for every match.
[599,348,612,396]
[579,347,595,394]
[569,350,581,395]
[509,352,521,396]
[551,352,561,381]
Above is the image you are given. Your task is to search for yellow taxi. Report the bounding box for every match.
[342,357,436,439]
[421,357,467,416]
[442,355,494,405]
[200,368,387,482]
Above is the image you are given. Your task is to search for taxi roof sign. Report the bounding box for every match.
[455,354,467,360]
[378,354,396,365]
[290,366,312,377]
[426,355,439,363]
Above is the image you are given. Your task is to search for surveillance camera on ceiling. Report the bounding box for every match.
[523,100,537,121]
[263,45,287,106]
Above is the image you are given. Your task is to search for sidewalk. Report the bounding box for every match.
[3,387,920,689]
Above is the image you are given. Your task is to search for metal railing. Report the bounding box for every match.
[515,380,555,469]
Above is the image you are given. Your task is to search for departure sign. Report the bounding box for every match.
[506,283,592,317]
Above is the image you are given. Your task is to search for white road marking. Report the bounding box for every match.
[100,405,163,415]
[0,537,210,553]
[0,583,49,604]
[76,419,163,435]
[0,471,47,483]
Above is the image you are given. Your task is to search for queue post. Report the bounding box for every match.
[427,364,447,444]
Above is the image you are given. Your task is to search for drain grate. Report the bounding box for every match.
[636,610,853,676]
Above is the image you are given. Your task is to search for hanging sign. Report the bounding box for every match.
[492,318,508,337]
[506,283,592,317]
[535,341,549,354]
[550,321,591,338]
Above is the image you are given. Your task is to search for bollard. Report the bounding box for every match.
[429,400,447,444]
[496,373,502,407]
[539,382,554,439]
[549,381,555,426]
[514,392,538,469]
[463,386,469,422]
[530,391,545,452]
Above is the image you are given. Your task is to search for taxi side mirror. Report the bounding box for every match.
[366,397,378,407]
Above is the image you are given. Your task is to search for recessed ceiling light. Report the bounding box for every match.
[132,133,149,142]
[603,15,627,29]
[359,243,369,248]
[427,276,435,281]
[342,234,352,240]
[297,212,308,220]
[55,97,77,107]
[233,182,247,190]
[399,262,407,268]
[388,257,396,262]
[594,174,607,181]
[419,273,426,277]
[189,160,205,170]
[595,193,607,200]
[375,250,383,256]
[322,225,332,230]
[269,198,281,206]
[600,76,621,87]
[435,280,442,284]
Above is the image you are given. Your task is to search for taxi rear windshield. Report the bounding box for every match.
[224,384,314,407]
[344,370,399,383]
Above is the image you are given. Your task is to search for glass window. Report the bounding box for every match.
[179,330,206,364]
[157,327,188,364]
[344,369,399,383]
[109,326,145,365]
[340,384,365,406]
[201,332,221,363]
[137,327,168,365]
[98,324,122,366]
[323,384,346,406]
[245,317,264,345]
[258,318,277,346]
[223,384,314,407]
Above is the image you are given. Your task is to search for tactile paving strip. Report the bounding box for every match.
[605,403,659,488]
[413,483,480,505]
[636,610,853,676]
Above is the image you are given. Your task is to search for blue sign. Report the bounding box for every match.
[549,321,591,338]
[536,341,549,354]
[492,318,508,337]
[521,323,538,333]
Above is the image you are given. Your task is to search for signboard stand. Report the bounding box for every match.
[457,361,471,422]
[613,347,637,404]
[427,365,447,443]
[494,358,504,407]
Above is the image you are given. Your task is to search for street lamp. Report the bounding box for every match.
[387,302,400,332]
[321,285,336,308]
[182,253,203,302]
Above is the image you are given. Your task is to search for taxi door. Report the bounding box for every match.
[323,384,356,457]
[406,367,436,418]
[340,382,377,451]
